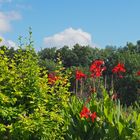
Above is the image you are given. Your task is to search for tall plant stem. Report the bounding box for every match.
[76,79,78,96]
[92,78,96,91]
[97,78,101,92]
[80,79,83,97]
[104,75,107,89]
[111,74,114,92]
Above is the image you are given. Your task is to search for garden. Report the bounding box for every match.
[0,35,140,140]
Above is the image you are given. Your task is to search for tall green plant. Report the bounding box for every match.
[0,45,71,139]
[65,88,140,140]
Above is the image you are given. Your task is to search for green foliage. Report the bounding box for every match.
[1,33,140,139]
[39,58,58,72]
[113,44,140,105]
[0,45,71,139]
[38,47,57,61]
[65,89,140,140]
[39,42,140,105]
[39,44,98,68]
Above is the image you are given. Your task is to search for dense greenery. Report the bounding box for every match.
[0,37,140,139]
[38,42,140,105]
[0,45,71,139]
[38,42,140,68]
[65,91,140,140]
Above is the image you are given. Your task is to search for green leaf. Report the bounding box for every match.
[118,122,123,135]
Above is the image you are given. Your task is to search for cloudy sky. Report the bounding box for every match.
[0,0,140,50]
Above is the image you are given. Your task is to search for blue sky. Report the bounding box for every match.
[0,0,140,50]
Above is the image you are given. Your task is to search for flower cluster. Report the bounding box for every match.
[80,106,97,122]
[48,73,58,84]
[112,63,126,78]
[76,70,86,80]
[90,60,106,78]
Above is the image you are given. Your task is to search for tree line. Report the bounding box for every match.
[1,40,140,105]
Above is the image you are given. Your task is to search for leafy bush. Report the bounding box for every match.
[0,46,71,139]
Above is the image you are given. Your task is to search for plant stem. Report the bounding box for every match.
[104,75,107,89]
[111,74,114,92]
[76,79,78,96]
[80,79,83,97]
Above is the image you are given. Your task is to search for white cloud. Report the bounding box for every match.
[0,11,21,33]
[0,36,18,49]
[43,28,93,48]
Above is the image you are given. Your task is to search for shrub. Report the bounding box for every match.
[0,46,71,139]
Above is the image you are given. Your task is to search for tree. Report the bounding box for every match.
[38,47,56,61]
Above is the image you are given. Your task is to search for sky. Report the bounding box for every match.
[0,0,140,51]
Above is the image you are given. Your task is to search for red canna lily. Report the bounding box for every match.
[95,68,102,77]
[90,64,96,72]
[76,70,86,80]
[80,106,90,119]
[90,60,106,78]
[112,63,126,78]
[90,112,97,122]
[93,60,104,68]
[112,63,126,73]
[80,106,97,123]
[90,60,104,72]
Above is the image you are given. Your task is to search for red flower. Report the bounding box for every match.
[95,68,102,77]
[90,60,104,72]
[90,60,106,78]
[112,63,126,73]
[80,106,90,119]
[94,60,104,67]
[137,70,140,76]
[80,106,97,123]
[76,70,86,80]
[90,64,97,72]
[48,73,58,84]
[90,112,97,122]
